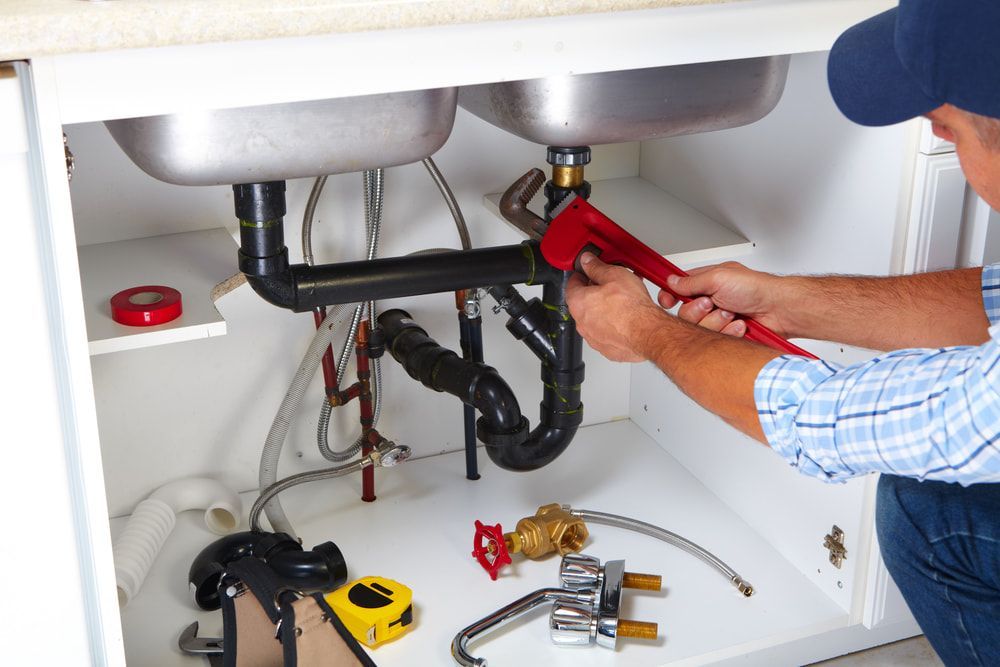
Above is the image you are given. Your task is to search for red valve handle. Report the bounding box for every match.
[472,520,512,581]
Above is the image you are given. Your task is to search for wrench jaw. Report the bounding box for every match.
[499,168,549,240]
[178,621,224,656]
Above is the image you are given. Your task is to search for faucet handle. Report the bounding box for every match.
[559,553,602,591]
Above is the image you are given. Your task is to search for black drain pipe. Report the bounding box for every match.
[236,182,544,311]
[482,277,584,470]
[233,180,584,471]
[378,310,528,443]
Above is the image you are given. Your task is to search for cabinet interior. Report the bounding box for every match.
[66,51,917,664]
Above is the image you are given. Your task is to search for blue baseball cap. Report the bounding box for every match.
[828,0,1000,127]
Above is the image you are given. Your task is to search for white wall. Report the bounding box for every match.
[67,108,636,518]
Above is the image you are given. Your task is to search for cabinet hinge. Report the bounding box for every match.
[823,525,847,569]
[63,132,75,182]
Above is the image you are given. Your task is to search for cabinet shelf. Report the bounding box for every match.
[113,420,845,666]
[485,176,753,265]
[78,228,237,356]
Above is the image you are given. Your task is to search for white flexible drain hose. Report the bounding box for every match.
[113,477,241,607]
[259,304,351,537]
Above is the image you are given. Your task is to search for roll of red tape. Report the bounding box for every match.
[110,285,183,327]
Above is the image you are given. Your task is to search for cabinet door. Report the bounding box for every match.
[1,61,124,664]
[864,150,971,629]
[901,152,967,274]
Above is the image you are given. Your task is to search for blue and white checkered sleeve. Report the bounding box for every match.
[982,263,1000,325]
[755,328,1000,485]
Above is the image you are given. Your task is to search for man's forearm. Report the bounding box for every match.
[635,311,782,442]
[777,268,988,350]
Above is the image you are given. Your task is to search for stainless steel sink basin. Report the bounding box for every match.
[458,56,789,146]
[105,88,458,186]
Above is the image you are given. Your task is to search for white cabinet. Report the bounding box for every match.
[9,3,951,665]
[901,152,966,273]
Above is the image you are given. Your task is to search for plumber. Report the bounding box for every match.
[565,1,1000,662]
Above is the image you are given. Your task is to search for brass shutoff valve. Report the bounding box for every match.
[473,503,589,580]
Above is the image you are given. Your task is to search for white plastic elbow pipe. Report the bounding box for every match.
[113,477,242,608]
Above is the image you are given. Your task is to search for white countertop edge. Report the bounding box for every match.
[2,0,740,61]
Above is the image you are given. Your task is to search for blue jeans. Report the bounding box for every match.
[876,474,1000,665]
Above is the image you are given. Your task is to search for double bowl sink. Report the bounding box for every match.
[107,56,790,186]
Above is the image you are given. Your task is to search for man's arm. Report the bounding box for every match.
[567,254,1000,485]
[566,253,781,442]
[664,264,990,351]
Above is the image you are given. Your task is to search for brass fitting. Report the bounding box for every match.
[622,571,662,591]
[617,619,658,641]
[505,503,588,560]
[552,164,585,189]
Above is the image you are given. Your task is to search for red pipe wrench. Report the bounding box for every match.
[541,194,817,359]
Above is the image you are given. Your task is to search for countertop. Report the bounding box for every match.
[0,0,736,61]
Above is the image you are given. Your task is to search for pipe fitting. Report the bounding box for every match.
[188,531,348,611]
[113,477,242,608]
[379,309,527,438]
[505,503,588,561]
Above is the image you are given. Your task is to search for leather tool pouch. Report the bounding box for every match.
[219,558,376,667]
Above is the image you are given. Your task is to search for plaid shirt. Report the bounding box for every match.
[755,264,1000,485]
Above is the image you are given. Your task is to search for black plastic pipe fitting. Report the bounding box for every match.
[378,309,527,442]
[487,284,557,366]
[188,530,348,611]
[232,180,584,471]
[234,181,553,311]
[482,275,585,470]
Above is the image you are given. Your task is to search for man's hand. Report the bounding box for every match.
[565,253,668,362]
[566,252,778,442]
[658,262,790,339]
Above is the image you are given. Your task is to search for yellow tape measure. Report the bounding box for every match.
[325,576,413,647]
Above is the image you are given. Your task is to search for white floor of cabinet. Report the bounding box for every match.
[113,420,850,666]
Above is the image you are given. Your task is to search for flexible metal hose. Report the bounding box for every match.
[364,169,383,428]
[259,304,351,538]
[301,175,328,267]
[423,156,472,251]
[306,170,385,462]
[250,440,412,533]
[300,174,363,462]
[312,159,469,461]
[568,507,754,597]
[252,459,364,533]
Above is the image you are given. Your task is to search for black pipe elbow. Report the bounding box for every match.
[245,272,297,310]
[267,541,348,594]
[481,276,585,471]
[471,372,527,437]
[379,309,527,438]
[188,531,347,610]
[483,424,578,471]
